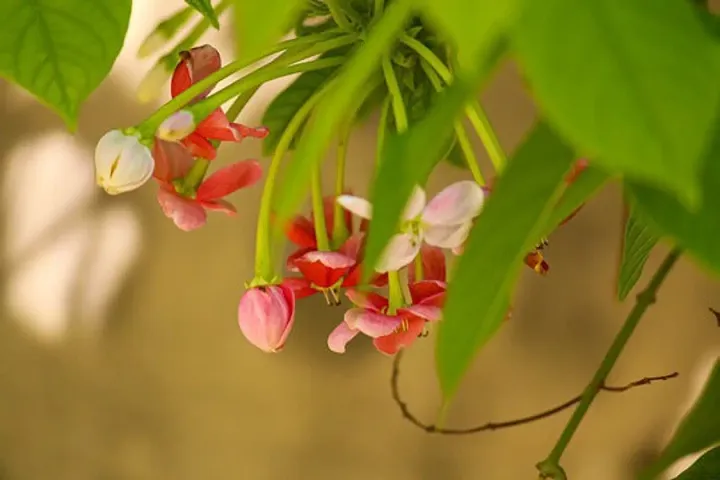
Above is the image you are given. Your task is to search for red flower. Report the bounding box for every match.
[152,140,262,231]
[170,45,269,160]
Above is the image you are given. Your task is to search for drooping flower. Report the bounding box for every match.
[160,45,269,159]
[337,181,485,272]
[328,245,447,355]
[95,130,155,195]
[238,284,295,353]
[153,139,262,231]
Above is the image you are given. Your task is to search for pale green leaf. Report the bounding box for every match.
[436,122,575,400]
[513,0,720,207]
[0,0,131,130]
[617,204,660,301]
[234,0,305,63]
[185,0,219,29]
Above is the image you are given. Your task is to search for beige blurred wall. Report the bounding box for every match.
[0,2,718,479]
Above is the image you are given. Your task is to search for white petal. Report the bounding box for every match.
[337,195,373,219]
[422,180,485,226]
[94,130,130,176]
[401,185,427,220]
[425,222,472,249]
[157,110,195,141]
[95,131,154,195]
[376,233,421,272]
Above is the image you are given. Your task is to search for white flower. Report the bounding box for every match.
[337,180,485,272]
[94,130,154,195]
[156,110,196,141]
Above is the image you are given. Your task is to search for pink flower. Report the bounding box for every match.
[238,284,295,353]
[167,45,269,160]
[328,245,447,355]
[153,140,262,231]
[337,181,485,272]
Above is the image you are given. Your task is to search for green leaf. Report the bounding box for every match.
[261,66,340,156]
[616,204,660,301]
[271,0,415,224]
[672,446,720,480]
[234,0,305,63]
[418,0,519,69]
[513,0,720,207]
[0,0,131,130]
[185,0,220,29]
[640,360,720,480]
[436,122,575,400]
[627,118,720,275]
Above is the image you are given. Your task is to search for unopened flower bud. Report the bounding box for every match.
[95,130,154,195]
[238,284,295,353]
[157,110,195,141]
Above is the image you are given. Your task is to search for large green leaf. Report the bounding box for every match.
[617,203,660,301]
[671,446,720,480]
[436,122,575,401]
[627,118,720,275]
[185,0,219,28]
[271,0,415,224]
[0,0,131,130]
[513,0,720,207]
[261,66,340,156]
[640,359,720,479]
[234,0,305,63]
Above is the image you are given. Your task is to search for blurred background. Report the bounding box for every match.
[0,1,718,479]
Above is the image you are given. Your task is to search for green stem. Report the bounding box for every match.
[326,0,354,31]
[225,86,260,122]
[332,125,351,248]
[400,34,507,172]
[420,60,484,185]
[413,254,424,282]
[536,248,682,480]
[387,271,405,313]
[157,0,232,63]
[183,159,210,191]
[311,161,331,251]
[374,0,385,16]
[381,54,408,131]
[139,31,351,136]
[254,81,336,281]
[376,97,391,169]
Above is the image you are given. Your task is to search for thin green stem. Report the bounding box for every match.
[400,34,507,173]
[387,271,405,313]
[326,0,354,31]
[254,81,336,281]
[413,254,424,282]
[139,31,352,136]
[158,0,232,62]
[332,125,351,247]
[374,0,385,17]
[311,162,331,251]
[381,54,408,131]
[225,86,260,122]
[420,60,484,185]
[183,159,210,192]
[376,97,391,168]
[536,248,683,480]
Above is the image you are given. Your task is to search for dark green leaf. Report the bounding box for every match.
[627,118,720,275]
[672,446,720,480]
[513,0,720,207]
[354,81,388,124]
[616,204,660,301]
[444,137,466,168]
[234,0,305,63]
[436,122,575,401]
[185,0,220,28]
[272,0,415,224]
[0,0,131,130]
[261,66,340,156]
[640,360,720,480]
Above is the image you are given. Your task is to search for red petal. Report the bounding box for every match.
[196,160,263,201]
[345,289,388,311]
[408,244,446,283]
[282,277,316,300]
[409,280,447,306]
[338,232,364,261]
[228,123,270,141]
[294,251,355,288]
[285,216,317,249]
[152,139,194,183]
[182,132,217,160]
[287,247,313,271]
[194,108,233,140]
[373,317,425,355]
[200,199,237,215]
[157,188,207,231]
[170,45,221,100]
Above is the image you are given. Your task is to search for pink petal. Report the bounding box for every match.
[424,222,472,249]
[338,232,365,261]
[200,199,237,215]
[152,139,194,183]
[398,304,442,322]
[282,276,316,300]
[228,123,270,141]
[376,233,421,273]
[337,195,372,219]
[422,180,484,226]
[345,289,388,311]
[157,187,207,231]
[327,321,360,354]
[408,244,446,284]
[408,280,446,306]
[196,160,263,201]
[237,284,295,352]
[402,186,427,220]
[294,251,355,288]
[171,45,221,100]
[373,318,425,355]
[344,308,402,338]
